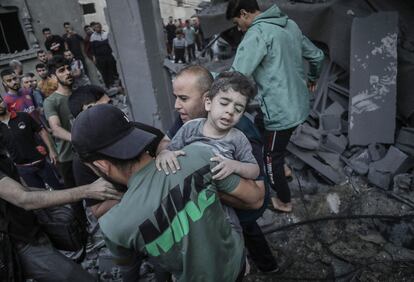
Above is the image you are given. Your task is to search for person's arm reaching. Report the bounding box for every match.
[48,115,72,141]
[0,177,121,210]
[90,200,119,218]
[38,128,58,164]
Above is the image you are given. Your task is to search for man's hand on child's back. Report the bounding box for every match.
[210,154,240,180]
[155,149,186,175]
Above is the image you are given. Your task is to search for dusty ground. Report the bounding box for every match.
[245,169,414,281]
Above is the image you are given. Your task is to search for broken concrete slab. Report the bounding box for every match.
[320,114,342,134]
[287,143,345,184]
[319,102,346,134]
[317,151,343,171]
[324,101,346,116]
[341,156,369,176]
[395,127,414,157]
[368,146,414,189]
[393,173,414,192]
[349,12,399,146]
[321,134,348,154]
[368,143,387,161]
[290,124,321,150]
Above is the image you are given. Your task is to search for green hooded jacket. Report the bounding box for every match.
[231,5,324,131]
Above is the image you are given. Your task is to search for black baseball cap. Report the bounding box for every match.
[72,104,156,160]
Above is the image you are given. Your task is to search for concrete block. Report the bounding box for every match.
[290,124,321,150]
[287,143,345,184]
[368,143,387,161]
[368,146,414,188]
[320,114,342,134]
[349,12,398,146]
[321,134,348,154]
[395,127,414,157]
[324,101,345,116]
[368,168,392,189]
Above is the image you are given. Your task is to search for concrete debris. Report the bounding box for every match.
[287,143,345,184]
[368,146,414,189]
[395,127,414,157]
[348,12,398,146]
[393,173,414,192]
[320,134,347,154]
[290,124,321,150]
[368,143,387,161]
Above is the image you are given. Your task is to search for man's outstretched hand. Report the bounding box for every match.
[85,178,123,201]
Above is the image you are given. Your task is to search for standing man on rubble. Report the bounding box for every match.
[43,56,76,188]
[226,0,324,212]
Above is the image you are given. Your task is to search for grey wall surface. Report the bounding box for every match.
[106,0,175,130]
[26,0,85,44]
[349,12,398,146]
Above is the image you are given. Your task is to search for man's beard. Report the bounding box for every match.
[57,76,73,87]
[90,164,127,192]
[0,107,7,116]
[8,84,19,91]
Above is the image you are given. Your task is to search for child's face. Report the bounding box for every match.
[205,89,247,132]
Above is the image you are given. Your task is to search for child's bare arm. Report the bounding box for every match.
[210,154,260,180]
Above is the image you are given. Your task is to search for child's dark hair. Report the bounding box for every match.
[207,71,256,103]
[226,0,260,20]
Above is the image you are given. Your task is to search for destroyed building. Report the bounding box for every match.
[194,0,414,280]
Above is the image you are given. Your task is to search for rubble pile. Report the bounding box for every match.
[286,11,414,195]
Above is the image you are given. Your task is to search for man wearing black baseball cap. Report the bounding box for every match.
[72,104,265,281]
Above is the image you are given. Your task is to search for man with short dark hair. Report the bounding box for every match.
[62,22,87,74]
[43,56,75,187]
[21,73,44,113]
[37,50,48,64]
[1,68,38,122]
[83,25,94,60]
[165,16,176,58]
[64,50,90,90]
[226,0,324,212]
[36,63,58,98]
[71,104,264,281]
[90,22,119,88]
[183,20,196,62]
[42,27,66,56]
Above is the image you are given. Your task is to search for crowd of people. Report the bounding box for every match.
[0,1,324,281]
[164,16,205,63]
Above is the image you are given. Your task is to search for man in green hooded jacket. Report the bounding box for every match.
[227,0,324,212]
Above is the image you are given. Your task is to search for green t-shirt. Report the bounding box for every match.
[43,92,74,162]
[99,144,244,281]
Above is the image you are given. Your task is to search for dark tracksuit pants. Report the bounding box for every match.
[264,127,296,204]
[95,54,119,88]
